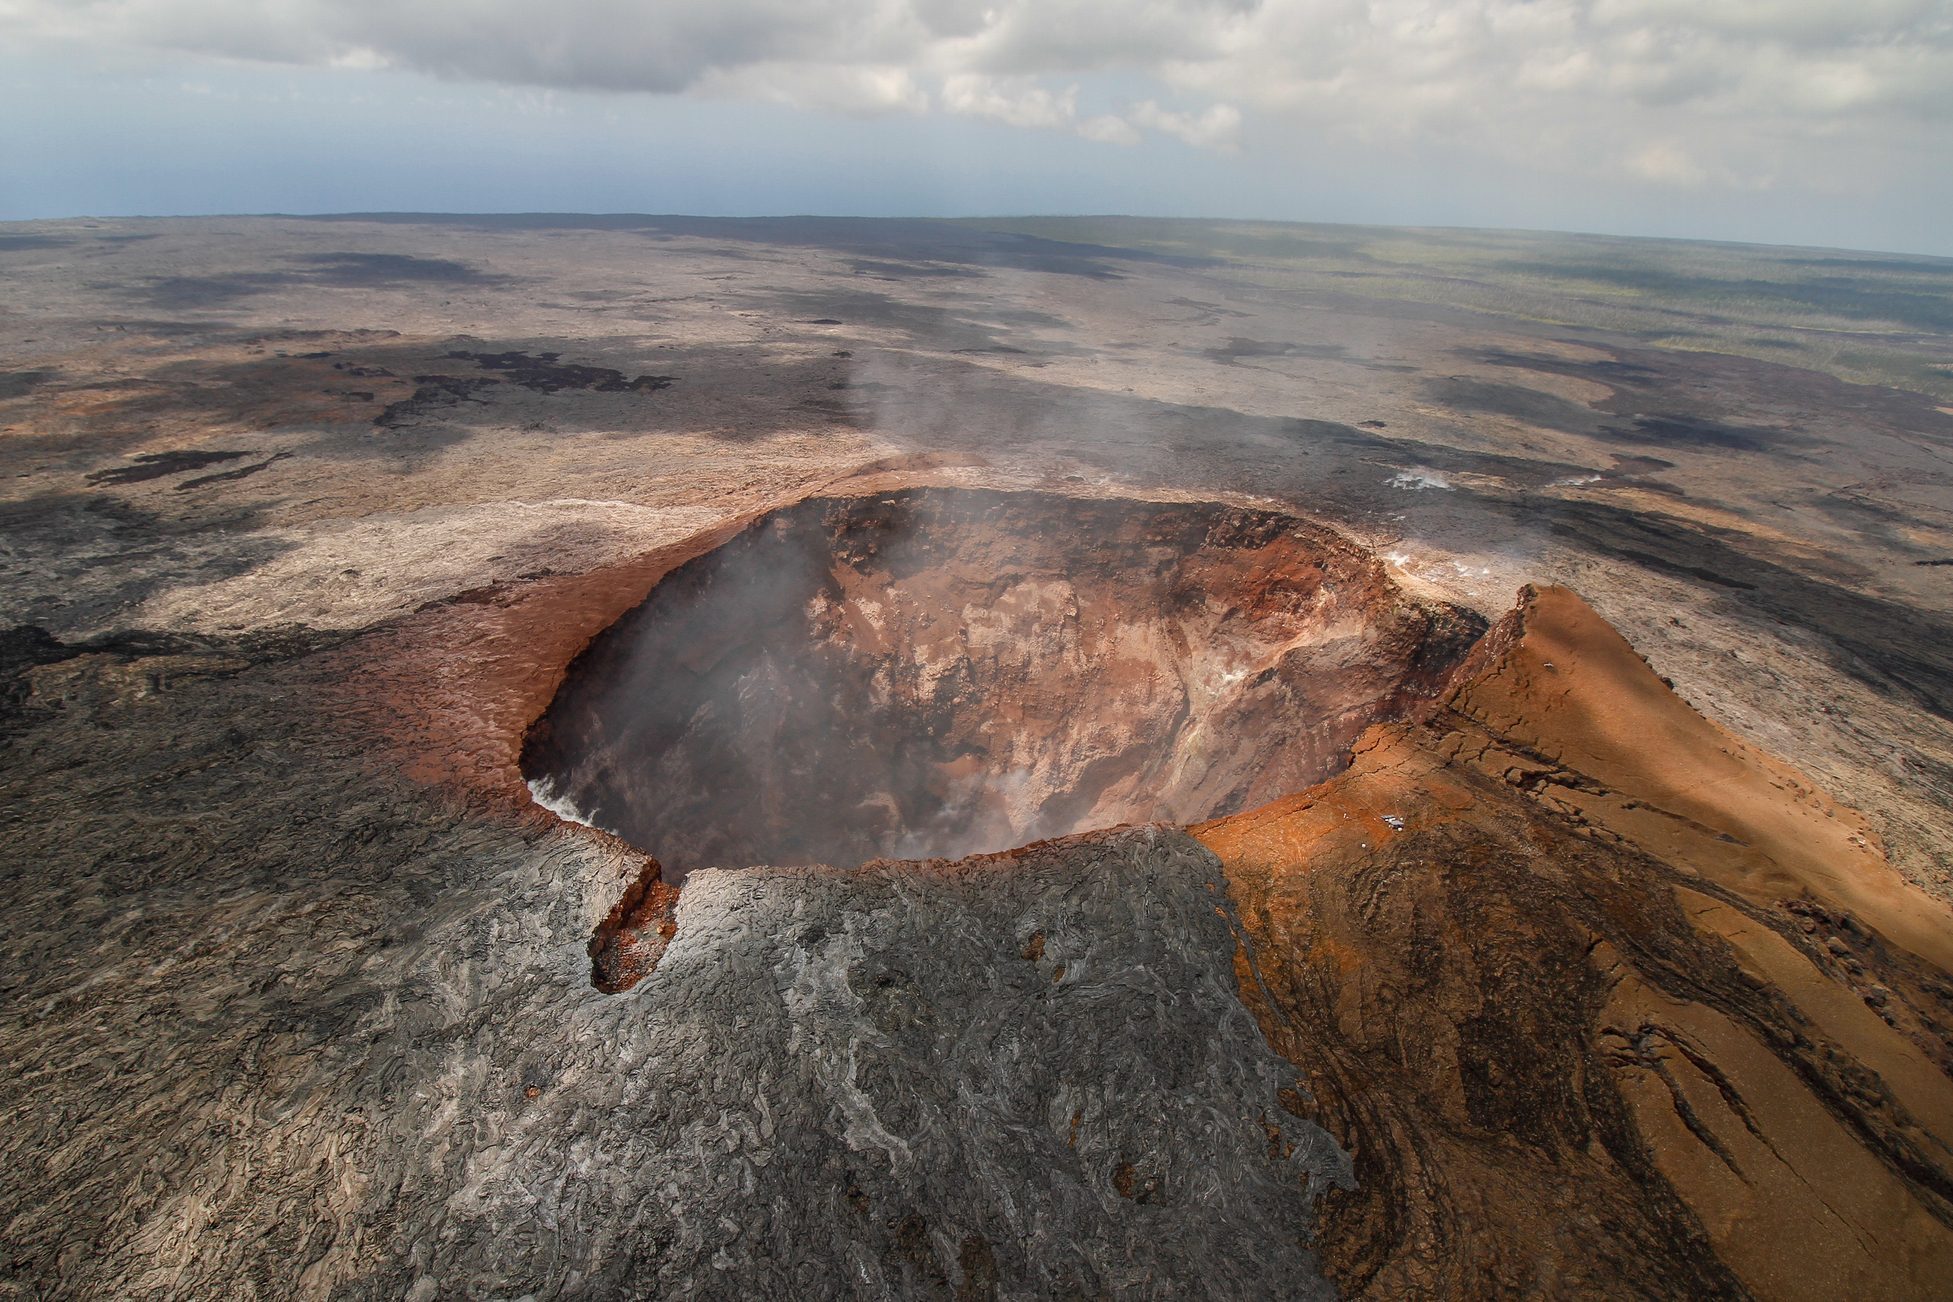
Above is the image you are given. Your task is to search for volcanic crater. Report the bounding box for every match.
[522,487,1486,883]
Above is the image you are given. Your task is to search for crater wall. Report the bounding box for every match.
[523,489,1485,875]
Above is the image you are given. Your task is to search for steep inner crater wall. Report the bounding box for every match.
[524,489,1484,875]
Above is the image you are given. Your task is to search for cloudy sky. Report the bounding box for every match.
[3,0,1950,254]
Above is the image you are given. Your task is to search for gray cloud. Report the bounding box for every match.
[6,0,1951,181]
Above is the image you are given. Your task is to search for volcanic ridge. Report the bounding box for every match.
[492,485,1953,1296]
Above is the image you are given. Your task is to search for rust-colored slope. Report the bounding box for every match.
[1444,586,1953,973]
[1196,586,1953,1299]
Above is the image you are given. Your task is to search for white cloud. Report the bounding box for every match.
[703,61,929,116]
[3,0,1950,182]
[1626,141,1709,187]
[1130,99,1241,151]
[1077,113,1141,146]
[941,74,1079,131]
[940,73,1153,147]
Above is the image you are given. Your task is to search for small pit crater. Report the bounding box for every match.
[525,489,1483,884]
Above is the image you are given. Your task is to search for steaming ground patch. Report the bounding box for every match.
[526,775,617,836]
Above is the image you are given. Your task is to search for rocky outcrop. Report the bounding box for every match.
[588,856,681,993]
